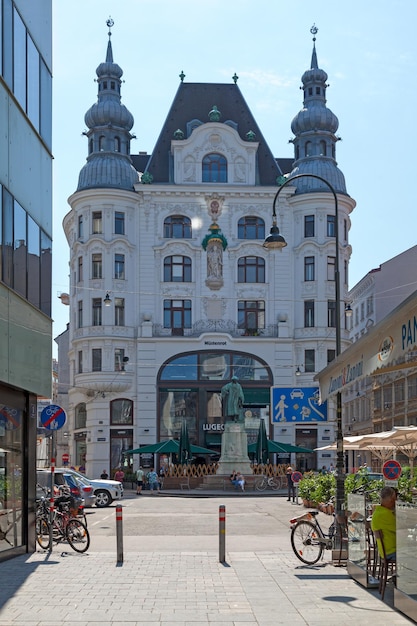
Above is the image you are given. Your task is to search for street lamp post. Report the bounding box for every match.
[264,173,346,520]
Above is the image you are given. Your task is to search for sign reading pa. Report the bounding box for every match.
[271,387,327,423]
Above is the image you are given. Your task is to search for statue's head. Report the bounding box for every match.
[231,375,238,382]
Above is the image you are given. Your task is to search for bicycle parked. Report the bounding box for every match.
[255,474,283,491]
[290,510,335,564]
[36,486,90,553]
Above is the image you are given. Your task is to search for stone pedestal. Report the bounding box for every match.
[216,422,252,476]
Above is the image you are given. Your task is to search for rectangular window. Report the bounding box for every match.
[13,7,26,110]
[327,349,336,364]
[92,211,102,234]
[78,350,83,374]
[344,219,348,242]
[304,256,315,281]
[92,348,102,372]
[78,256,83,282]
[40,230,52,316]
[78,300,83,328]
[360,302,365,321]
[237,301,265,331]
[92,298,102,326]
[115,211,125,235]
[114,253,125,279]
[327,215,336,237]
[328,300,336,327]
[304,349,315,373]
[304,215,315,237]
[2,187,13,287]
[163,299,192,330]
[27,34,40,132]
[78,215,83,239]
[114,348,125,371]
[327,256,336,281]
[92,253,102,279]
[27,215,40,308]
[304,300,315,327]
[344,259,348,286]
[114,298,125,326]
[13,200,27,298]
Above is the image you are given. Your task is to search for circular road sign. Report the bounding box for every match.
[0,406,21,431]
[382,459,402,480]
[40,405,66,431]
[292,471,303,484]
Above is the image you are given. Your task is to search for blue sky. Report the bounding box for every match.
[52,0,417,353]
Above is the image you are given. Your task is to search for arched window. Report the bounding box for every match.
[110,399,133,425]
[75,403,87,429]
[202,153,227,183]
[238,257,265,283]
[88,139,93,155]
[164,215,192,238]
[164,255,192,282]
[305,141,312,157]
[99,135,105,151]
[319,140,326,156]
[114,136,120,152]
[237,216,265,240]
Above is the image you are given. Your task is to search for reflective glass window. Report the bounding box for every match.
[13,200,27,298]
[159,354,198,381]
[111,399,133,425]
[2,0,13,87]
[40,231,52,315]
[2,188,13,287]
[13,7,26,109]
[27,34,40,131]
[40,59,52,149]
[27,215,40,307]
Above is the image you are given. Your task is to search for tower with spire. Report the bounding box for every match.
[61,23,355,478]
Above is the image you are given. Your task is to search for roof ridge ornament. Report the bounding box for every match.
[107,17,114,37]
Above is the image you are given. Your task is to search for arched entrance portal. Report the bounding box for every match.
[157,350,273,458]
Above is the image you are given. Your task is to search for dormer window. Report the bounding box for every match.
[202,153,227,183]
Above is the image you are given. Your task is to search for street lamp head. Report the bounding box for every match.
[263,223,287,249]
[345,303,353,317]
[103,292,112,306]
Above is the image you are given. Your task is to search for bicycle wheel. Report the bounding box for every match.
[269,477,280,491]
[291,520,324,565]
[36,518,51,550]
[65,518,90,553]
[255,478,267,491]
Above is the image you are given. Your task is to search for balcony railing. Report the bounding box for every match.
[153,320,279,338]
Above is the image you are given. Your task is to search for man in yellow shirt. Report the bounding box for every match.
[371,486,397,559]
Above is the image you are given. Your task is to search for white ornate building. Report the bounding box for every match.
[61,24,355,477]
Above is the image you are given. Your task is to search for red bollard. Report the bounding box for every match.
[219,505,226,563]
[116,505,123,563]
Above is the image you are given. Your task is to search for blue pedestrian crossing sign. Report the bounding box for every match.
[271,387,327,423]
[40,404,66,430]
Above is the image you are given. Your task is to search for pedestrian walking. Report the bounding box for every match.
[147,467,160,493]
[286,465,296,502]
[136,467,144,495]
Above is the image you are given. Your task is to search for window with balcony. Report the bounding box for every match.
[238,301,265,332]
[238,257,265,283]
[304,300,315,327]
[114,298,125,326]
[78,350,83,374]
[328,300,336,328]
[163,300,192,333]
[164,255,191,282]
[92,298,102,326]
[114,348,126,372]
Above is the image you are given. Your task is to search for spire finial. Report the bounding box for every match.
[107,17,114,38]
[179,70,185,82]
[310,23,318,42]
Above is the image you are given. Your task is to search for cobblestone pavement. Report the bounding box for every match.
[0,491,413,625]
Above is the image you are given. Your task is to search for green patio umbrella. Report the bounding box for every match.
[248,439,313,455]
[124,440,216,456]
[255,418,269,464]
[178,419,192,465]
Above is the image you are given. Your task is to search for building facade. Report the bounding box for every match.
[62,25,354,478]
[0,0,53,559]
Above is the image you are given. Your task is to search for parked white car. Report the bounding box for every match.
[56,468,123,507]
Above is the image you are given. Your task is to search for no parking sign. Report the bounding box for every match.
[382,459,402,485]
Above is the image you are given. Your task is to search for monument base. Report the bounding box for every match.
[216,422,252,476]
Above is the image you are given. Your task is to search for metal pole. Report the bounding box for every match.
[219,505,226,563]
[266,173,345,520]
[116,505,123,564]
[49,432,56,551]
